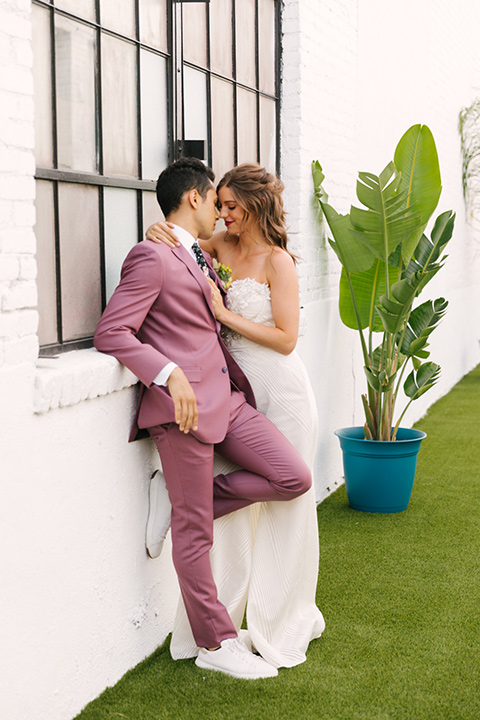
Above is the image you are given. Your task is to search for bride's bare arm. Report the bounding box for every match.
[145,221,223,257]
[208,251,299,355]
[145,221,180,247]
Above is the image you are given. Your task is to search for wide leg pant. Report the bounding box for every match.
[149,395,311,649]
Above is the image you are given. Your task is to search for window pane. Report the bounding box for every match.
[101,34,138,177]
[211,78,234,180]
[210,0,232,77]
[100,0,135,38]
[182,3,207,67]
[55,16,96,173]
[235,0,256,88]
[143,191,164,237]
[32,5,53,167]
[35,180,57,345]
[58,183,101,340]
[140,50,168,181]
[55,0,96,22]
[260,95,276,174]
[104,188,138,302]
[236,88,257,164]
[183,66,208,161]
[139,0,168,52]
[258,0,275,95]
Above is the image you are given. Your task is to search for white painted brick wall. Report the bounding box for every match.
[281,0,359,306]
[0,0,38,367]
[281,0,362,501]
[280,0,480,503]
[0,3,479,720]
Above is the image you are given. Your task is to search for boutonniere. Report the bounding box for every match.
[212,260,232,290]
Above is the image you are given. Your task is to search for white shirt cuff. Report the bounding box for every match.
[153,362,178,386]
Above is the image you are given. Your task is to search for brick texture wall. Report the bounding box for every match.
[0,0,38,369]
[281,0,359,306]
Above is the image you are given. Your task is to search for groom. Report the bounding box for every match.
[94,157,311,679]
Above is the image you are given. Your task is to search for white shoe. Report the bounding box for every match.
[145,470,171,559]
[195,637,278,679]
[238,629,255,653]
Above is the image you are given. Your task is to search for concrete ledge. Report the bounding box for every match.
[34,347,138,413]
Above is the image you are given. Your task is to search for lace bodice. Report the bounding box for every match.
[226,278,274,323]
[222,278,274,347]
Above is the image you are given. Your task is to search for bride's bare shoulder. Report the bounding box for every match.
[265,247,297,289]
[269,246,296,270]
[199,230,230,257]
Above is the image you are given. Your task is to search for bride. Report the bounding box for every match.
[147,163,325,667]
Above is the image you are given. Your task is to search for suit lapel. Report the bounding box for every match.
[171,244,216,317]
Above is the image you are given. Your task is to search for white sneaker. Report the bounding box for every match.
[238,629,255,653]
[195,637,278,679]
[145,470,171,559]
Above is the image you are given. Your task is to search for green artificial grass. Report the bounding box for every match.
[75,365,480,720]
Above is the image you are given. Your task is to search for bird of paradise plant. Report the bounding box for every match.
[313,124,455,440]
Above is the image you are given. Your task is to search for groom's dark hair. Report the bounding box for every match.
[156,157,215,217]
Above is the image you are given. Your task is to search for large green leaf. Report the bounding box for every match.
[312,160,328,203]
[339,262,397,330]
[349,162,421,262]
[324,205,374,275]
[400,298,448,357]
[404,210,455,295]
[376,277,418,334]
[376,205,452,336]
[394,125,442,264]
[312,161,373,275]
[404,362,441,400]
[419,210,454,263]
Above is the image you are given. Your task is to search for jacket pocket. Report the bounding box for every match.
[181,365,201,383]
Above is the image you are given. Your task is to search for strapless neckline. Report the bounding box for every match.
[229,277,269,290]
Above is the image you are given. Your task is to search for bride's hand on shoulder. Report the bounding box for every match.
[206,277,227,321]
[145,221,180,248]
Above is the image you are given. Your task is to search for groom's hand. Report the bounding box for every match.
[167,367,199,433]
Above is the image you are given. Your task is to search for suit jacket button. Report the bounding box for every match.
[222,367,228,373]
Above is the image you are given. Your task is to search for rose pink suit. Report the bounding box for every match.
[94,239,311,649]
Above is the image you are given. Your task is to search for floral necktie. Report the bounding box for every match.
[192,240,209,276]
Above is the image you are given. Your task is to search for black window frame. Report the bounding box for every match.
[33,0,282,356]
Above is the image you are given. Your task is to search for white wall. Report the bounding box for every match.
[284,0,480,500]
[354,0,480,428]
[2,362,179,720]
[2,1,480,719]
[281,0,361,501]
[0,3,178,719]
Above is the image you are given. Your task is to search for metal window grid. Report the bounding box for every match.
[33,0,281,355]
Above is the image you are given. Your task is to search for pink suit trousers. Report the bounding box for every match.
[149,396,311,649]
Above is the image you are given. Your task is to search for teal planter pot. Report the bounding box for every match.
[334,426,427,513]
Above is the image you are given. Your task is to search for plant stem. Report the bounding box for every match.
[392,398,414,439]
[346,271,370,367]
[390,354,409,435]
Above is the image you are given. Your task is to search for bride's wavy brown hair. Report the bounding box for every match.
[217,163,297,263]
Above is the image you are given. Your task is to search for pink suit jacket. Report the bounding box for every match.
[93,239,255,444]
